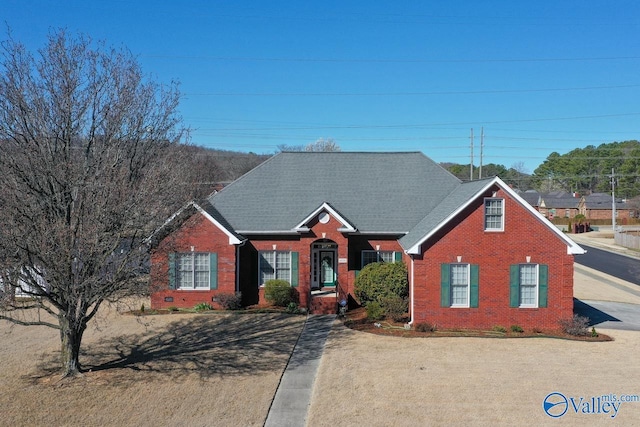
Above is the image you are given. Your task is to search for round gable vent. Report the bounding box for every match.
[318,212,330,224]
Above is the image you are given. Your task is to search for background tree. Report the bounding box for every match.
[277,137,341,152]
[0,30,188,377]
[531,141,640,196]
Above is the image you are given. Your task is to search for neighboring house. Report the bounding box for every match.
[539,191,582,220]
[582,193,635,222]
[517,190,542,212]
[150,152,584,330]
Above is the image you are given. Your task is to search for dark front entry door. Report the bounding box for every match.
[320,250,335,287]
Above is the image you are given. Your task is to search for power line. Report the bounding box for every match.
[144,54,640,64]
[184,84,640,97]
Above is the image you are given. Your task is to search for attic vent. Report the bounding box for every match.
[318,212,330,224]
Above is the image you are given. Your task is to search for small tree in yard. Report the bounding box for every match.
[354,262,408,319]
[0,29,189,377]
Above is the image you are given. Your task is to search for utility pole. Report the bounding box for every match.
[479,126,484,180]
[611,168,617,231]
[470,128,474,181]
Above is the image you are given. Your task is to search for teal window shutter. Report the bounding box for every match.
[509,265,520,307]
[290,252,299,287]
[355,270,360,278]
[538,264,548,308]
[441,264,450,307]
[470,264,479,308]
[209,253,218,290]
[168,253,176,290]
[394,251,402,263]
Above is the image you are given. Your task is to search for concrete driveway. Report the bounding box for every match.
[574,299,640,331]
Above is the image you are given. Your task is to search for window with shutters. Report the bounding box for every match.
[510,263,547,308]
[176,253,210,290]
[441,263,479,308]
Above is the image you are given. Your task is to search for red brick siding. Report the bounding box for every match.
[411,188,574,330]
[238,215,405,309]
[150,213,237,310]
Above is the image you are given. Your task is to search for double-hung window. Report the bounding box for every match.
[484,198,504,231]
[441,263,479,308]
[519,264,538,307]
[510,264,548,308]
[176,253,211,290]
[259,251,293,286]
[361,250,395,268]
[450,264,470,307]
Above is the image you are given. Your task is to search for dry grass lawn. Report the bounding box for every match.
[306,325,640,426]
[0,300,305,427]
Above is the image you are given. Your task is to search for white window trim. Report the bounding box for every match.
[176,252,210,290]
[361,250,395,268]
[258,250,292,287]
[450,263,470,308]
[519,263,539,308]
[484,198,505,232]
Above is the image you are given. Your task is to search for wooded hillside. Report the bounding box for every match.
[531,140,640,198]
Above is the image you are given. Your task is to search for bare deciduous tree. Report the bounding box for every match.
[0,29,188,377]
[277,138,341,153]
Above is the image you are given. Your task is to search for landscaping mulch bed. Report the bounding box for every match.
[341,307,612,341]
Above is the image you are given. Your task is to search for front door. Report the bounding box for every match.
[311,241,337,289]
[320,251,335,287]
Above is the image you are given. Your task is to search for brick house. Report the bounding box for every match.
[582,193,635,222]
[150,152,585,330]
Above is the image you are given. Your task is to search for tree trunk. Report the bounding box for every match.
[59,316,86,377]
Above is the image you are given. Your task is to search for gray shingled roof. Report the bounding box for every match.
[518,190,541,207]
[584,193,627,210]
[542,197,581,209]
[400,178,494,251]
[208,152,461,233]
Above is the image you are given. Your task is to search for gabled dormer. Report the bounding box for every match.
[292,202,357,234]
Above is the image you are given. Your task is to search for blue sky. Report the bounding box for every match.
[4,1,640,173]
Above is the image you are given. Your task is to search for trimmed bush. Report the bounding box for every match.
[264,279,294,307]
[381,295,408,322]
[354,262,408,307]
[510,325,524,333]
[365,301,385,321]
[217,292,243,310]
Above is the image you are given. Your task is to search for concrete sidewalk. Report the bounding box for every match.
[264,314,335,427]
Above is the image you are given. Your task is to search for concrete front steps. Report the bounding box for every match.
[309,290,339,315]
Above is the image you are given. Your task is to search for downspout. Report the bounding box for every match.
[409,255,414,325]
[235,240,247,293]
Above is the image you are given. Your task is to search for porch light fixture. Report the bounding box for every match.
[272,244,277,250]
[190,246,194,252]
[376,245,380,251]
[322,232,326,239]
[526,256,531,263]
[457,256,462,262]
